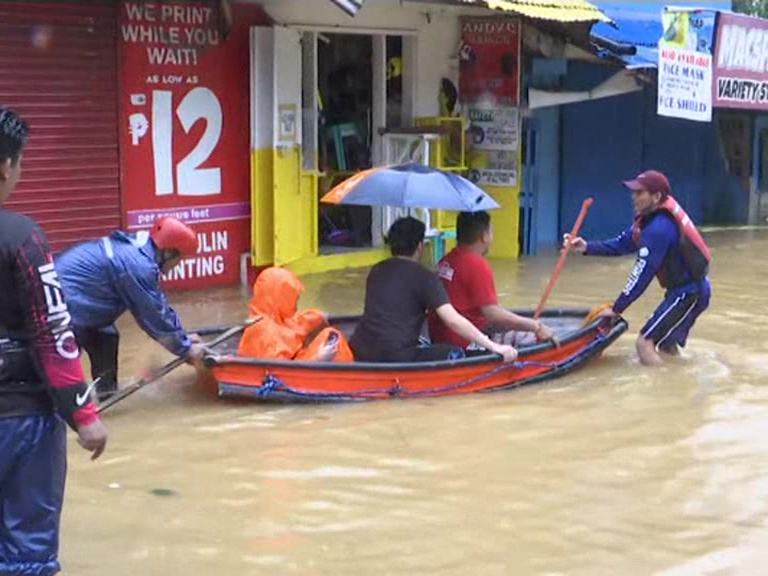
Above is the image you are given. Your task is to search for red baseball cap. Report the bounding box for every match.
[623,170,671,196]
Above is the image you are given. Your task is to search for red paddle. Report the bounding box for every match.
[534,197,594,320]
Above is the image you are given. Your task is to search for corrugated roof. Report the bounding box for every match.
[591,6,666,53]
[459,0,612,23]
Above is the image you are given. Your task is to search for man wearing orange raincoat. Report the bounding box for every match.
[238,267,353,362]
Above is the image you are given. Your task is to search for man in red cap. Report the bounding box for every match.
[55,217,207,400]
[565,170,712,366]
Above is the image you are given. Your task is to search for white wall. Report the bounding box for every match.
[247,0,489,119]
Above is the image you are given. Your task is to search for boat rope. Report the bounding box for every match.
[252,332,607,401]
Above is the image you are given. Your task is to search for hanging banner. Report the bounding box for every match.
[466,105,519,187]
[713,12,768,110]
[657,8,716,122]
[459,16,521,106]
[119,1,267,290]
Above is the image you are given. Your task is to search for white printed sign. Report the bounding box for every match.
[467,105,520,187]
[658,47,713,122]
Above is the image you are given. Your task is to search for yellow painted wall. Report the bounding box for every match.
[286,247,389,276]
[252,139,319,268]
[254,150,521,268]
[300,170,320,258]
[433,208,459,231]
[470,134,523,260]
[251,147,274,266]
[273,145,318,266]
[252,141,386,274]
[487,185,521,259]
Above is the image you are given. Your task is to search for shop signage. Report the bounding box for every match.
[657,8,716,122]
[118,0,264,289]
[459,17,520,106]
[460,16,521,188]
[466,105,519,187]
[714,12,768,110]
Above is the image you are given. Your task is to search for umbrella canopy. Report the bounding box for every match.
[320,163,501,212]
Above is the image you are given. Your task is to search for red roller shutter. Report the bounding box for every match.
[0,1,119,252]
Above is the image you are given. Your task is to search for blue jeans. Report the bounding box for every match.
[0,415,66,576]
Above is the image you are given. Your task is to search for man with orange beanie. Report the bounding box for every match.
[238,267,353,362]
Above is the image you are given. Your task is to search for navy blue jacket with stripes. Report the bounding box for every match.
[584,213,696,314]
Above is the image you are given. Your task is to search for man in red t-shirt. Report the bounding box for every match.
[428,211,554,350]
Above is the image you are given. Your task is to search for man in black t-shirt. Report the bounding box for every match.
[0,106,108,575]
[350,217,518,363]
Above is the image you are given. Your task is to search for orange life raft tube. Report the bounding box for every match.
[201,309,628,403]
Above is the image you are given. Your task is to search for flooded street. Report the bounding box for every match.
[61,229,768,576]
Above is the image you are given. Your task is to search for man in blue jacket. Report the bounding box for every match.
[565,170,712,366]
[55,217,206,401]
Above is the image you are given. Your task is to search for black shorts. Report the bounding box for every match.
[641,282,711,351]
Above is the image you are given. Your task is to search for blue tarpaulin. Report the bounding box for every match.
[590,2,732,69]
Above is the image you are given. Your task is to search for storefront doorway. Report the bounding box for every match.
[251,24,413,271]
[752,116,768,225]
[316,33,373,252]
[311,33,404,254]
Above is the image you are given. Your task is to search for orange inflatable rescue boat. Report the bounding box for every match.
[201,309,628,403]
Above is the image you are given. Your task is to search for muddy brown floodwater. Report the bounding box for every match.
[61,229,768,576]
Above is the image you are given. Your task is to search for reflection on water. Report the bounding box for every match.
[62,229,768,575]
